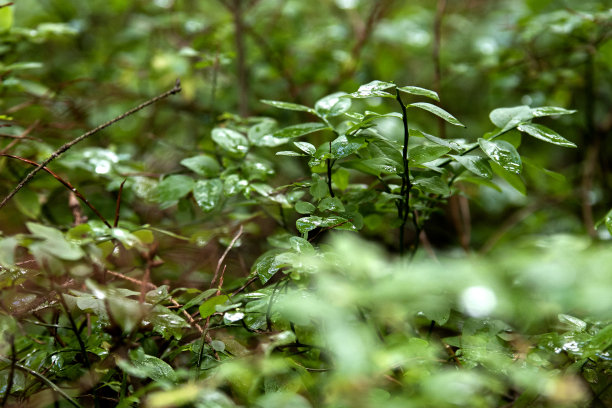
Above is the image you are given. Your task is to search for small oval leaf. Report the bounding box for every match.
[478,138,522,174]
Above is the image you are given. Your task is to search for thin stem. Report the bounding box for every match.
[396,89,412,255]
[0,337,15,407]
[0,355,83,408]
[0,80,181,210]
[1,154,111,228]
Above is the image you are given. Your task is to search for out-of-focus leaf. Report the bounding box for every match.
[450,154,493,179]
[212,128,249,156]
[344,80,395,98]
[409,145,450,165]
[193,179,223,212]
[153,175,194,208]
[248,119,287,147]
[315,92,351,117]
[272,123,329,139]
[294,141,316,155]
[490,161,526,195]
[26,222,84,261]
[412,176,450,196]
[180,155,221,177]
[489,105,532,131]
[14,189,41,219]
[295,201,316,214]
[199,295,230,319]
[261,99,316,114]
[478,138,522,174]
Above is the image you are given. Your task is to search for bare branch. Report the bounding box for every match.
[0,80,182,210]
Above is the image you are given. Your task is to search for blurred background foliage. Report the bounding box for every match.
[0,0,612,407]
[1,0,610,247]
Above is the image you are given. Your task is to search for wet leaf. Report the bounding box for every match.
[294,141,316,155]
[490,162,526,195]
[180,155,221,177]
[517,123,576,148]
[450,154,493,179]
[315,92,351,117]
[26,222,84,261]
[530,106,576,117]
[193,179,223,212]
[212,128,249,156]
[412,176,450,196]
[318,197,345,212]
[153,175,194,208]
[409,102,465,127]
[345,80,395,98]
[261,99,316,114]
[409,145,450,165]
[272,122,329,139]
[251,249,287,284]
[478,138,522,174]
[398,86,439,101]
[295,201,316,214]
[489,105,533,131]
[199,295,230,319]
[248,119,287,147]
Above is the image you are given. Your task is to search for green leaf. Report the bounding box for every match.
[490,161,526,195]
[296,216,355,234]
[289,236,315,254]
[398,86,439,101]
[489,105,533,131]
[251,249,286,284]
[224,174,248,195]
[530,106,576,117]
[331,135,362,159]
[409,145,450,165]
[411,129,465,152]
[517,123,576,148]
[276,151,305,156]
[0,5,13,33]
[341,157,400,176]
[14,189,41,219]
[409,102,464,127]
[261,99,316,114]
[454,175,502,192]
[478,138,522,174]
[450,155,493,179]
[199,295,230,319]
[26,222,84,261]
[272,123,329,139]
[121,350,178,383]
[310,174,329,199]
[345,80,395,98]
[248,119,287,147]
[315,92,351,117]
[412,176,450,196]
[604,209,612,235]
[153,175,194,208]
[295,201,316,214]
[212,128,249,156]
[318,197,345,212]
[294,141,316,155]
[193,179,223,212]
[180,155,221,177]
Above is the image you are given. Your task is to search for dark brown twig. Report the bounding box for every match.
[210,225,244,288]
[113,179,127,228]
[0,80,181,210]
[1,154,111,227]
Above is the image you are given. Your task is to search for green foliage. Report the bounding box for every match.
[0,1,611,407]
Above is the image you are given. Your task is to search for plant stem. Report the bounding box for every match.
[396,89,412,255]
[0,80,181,210]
